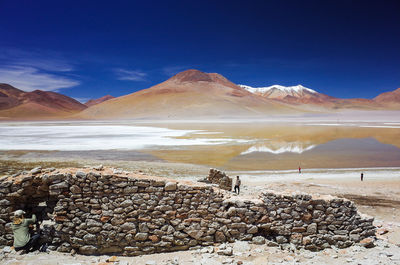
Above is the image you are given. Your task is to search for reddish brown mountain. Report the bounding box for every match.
[374,88,400,107]
[78,69,297,119]
[0,83,87,119]
[85,95,115,107]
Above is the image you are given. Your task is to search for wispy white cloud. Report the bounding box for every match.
[114,68,147,81]
[0,47,80,91]
[0,48,75,72]
[0,65,79,92]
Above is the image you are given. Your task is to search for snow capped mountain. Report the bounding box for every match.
[238,84,317,99]
[238,83,338,106]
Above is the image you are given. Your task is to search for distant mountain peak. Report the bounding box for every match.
[238,84,317,96]
[85,95,115,107]
[170,69,213,83]
[0,83,87,119]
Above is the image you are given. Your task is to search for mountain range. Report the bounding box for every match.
[0,83,87,119]
[0,69,399,120]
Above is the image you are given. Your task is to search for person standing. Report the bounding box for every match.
[361,172,364,181]
[11,210,40,254]
[234,176,241,195]
[298,166,301,174]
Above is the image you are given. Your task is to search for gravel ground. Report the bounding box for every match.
[1,238,399,265]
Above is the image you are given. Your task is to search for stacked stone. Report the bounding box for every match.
[208,169,232,191]
[51,171,231,255]
[0,168,66,247]
[260,191,376,250]
[0,168,376,256]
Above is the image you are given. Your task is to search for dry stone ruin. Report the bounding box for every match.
[207,168,232,191]
[0,167,376,256]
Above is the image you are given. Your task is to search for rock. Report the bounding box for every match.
[76,171,86,178]
[83,233,97,244]
[290,233,302,245]
[360,237,375,248]
[30,167,42,174]
[49,181,69,190]
[121,199,133,208]
[201,246,214,253]
[377,228,389,235]
[247,225,258,234]
[0,199,11,206]
[267,240,279,247]
[227,207,236,216]
[70,185,81,194]
[146,261,156,265]
[149,235,159,242]
[113,169,123,174]
[276,236,287,244]
[107,256,119,262]
[215,231,226,242]
[165,182,177,191]
[87,219,102,227]
[121,222,136,232]
[302,213,312,222]
[135,233,148,241]
[307,223,317,234]
[188,230,203,240]
[1,246,12,253]
[233,241,250,252]
[57,242,72,253]
[93,165,103,171]
[252,236,265,245]
[217,246,233,256]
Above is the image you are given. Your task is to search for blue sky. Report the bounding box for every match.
[0,0,399,102]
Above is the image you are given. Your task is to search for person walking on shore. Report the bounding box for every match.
[234,176,241,195]
[298,166,301,174]
[11,210,40,254]
[361,172,364,181]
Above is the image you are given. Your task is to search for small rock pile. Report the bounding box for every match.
[208,169,232,191]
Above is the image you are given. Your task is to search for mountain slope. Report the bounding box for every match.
[85,95,115,107]
[78,70,298,119]
[0,83,87,119]
[374,88,400,108]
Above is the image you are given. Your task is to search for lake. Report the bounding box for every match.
[1,120,400,175]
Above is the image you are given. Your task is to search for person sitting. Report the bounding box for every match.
[11,210,41,254]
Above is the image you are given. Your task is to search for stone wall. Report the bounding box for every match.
[0,167,375,255]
